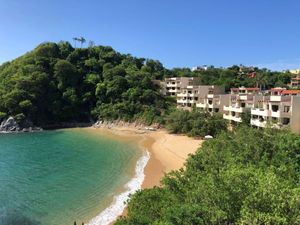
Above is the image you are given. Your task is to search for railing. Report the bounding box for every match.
[250,119,267,128]
[251,108,270,117]
[223,106,244,113]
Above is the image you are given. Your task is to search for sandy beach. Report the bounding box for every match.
[84,124,202,224]
[87,125,202,188]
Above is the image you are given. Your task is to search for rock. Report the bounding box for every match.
[0,117,20,132]
[0,116,43,133]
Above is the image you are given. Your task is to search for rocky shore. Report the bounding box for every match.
[0,117,43,133]
[93,120,160,131]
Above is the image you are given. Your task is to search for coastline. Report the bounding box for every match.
[82,124,202,224]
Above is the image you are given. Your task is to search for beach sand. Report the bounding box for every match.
[84,125,203,223]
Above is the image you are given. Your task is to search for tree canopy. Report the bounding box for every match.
[0,42,169,126]
[116,127,300,225]
[0,41,295,127]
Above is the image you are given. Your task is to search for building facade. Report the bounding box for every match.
[160,78,300,133]
[222,88,261,123]
[250,89,300,133]
[176,85,225,110]
[164,77,201,96]
[196,86,228,114]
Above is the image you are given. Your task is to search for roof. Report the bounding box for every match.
[231,87,260,91]
[270,88,285,93]
[282,90,300,95]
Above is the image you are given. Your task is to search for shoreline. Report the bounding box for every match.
[83,125,203,224]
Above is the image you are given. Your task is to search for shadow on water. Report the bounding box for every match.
[0,210,41,225]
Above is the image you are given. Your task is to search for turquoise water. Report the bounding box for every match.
[0,129,141,225]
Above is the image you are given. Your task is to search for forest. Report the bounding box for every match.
[116,126,300,225]
[0,41,295,128]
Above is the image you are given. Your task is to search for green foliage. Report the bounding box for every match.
[0,42,170,125]
[168,65,294,91]
[165,109,228,137]
[116,127,300,225]
[240,110,251,126]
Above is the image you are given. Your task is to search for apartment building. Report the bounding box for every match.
[164,77,201,96]
[223,87,261,123]
[196,86,229,114]
[290,76,300,88]
[176,85,226,110]
[289,69,300,75]
[250,89,300,133]
[159,79,300,133]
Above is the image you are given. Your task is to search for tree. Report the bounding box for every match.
[73,37,78,48]
[116,127,300,225]
[78,37,86,48]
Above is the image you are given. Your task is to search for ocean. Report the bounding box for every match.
[0,129,148,225]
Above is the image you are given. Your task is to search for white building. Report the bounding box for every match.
[223,87,261,123]
[251,89,300,133]
[196,86,228,114]
[164,77,201,97]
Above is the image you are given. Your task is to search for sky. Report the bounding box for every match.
[0,0,300,71]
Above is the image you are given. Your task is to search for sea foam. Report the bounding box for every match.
[87,150,150,225]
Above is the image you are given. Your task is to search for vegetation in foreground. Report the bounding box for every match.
[116,127,300,225]
[165,109,228,137]
[0,42,299,224]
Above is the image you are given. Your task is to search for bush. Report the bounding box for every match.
[116,127,300,225]
[165,109,227,137]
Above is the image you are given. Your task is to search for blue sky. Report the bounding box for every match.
[0,0,300,70]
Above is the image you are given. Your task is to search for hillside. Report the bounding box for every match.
[0,42,171,126]
[0,41,294,128]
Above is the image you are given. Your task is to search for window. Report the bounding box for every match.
[284,106,290,113]
[208,100,213,105]
[282,118,290,125]
[214,108,219,113]
[241,102,246,108]
[271,105,279,112]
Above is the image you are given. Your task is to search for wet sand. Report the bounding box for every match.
[83,125,202,223]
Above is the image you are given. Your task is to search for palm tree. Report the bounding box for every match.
[78,37,86,48]
[72,37,79,48]
[88,40,95,48]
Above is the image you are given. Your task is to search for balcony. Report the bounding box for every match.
[223,105,244,113]
[239,95,248,100]
[223,114,242,122]
[196,103,207,108]
[251,108,270,117]
[177,99,197,104]
[270,110,291,118]
[177,93,196,97]
[251,119,267,128]
[270,96,282,101]
[271,110,280,118]
[167,89,178,93]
